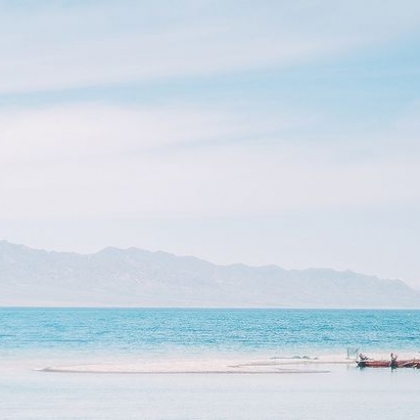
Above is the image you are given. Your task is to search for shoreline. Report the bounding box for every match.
[36,355,353,374]
[3,350,420,375]
[34,351,420,374]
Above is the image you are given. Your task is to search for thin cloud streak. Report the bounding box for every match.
[0,103,298,162]
[0,1,419,93]
[0,103,418,221]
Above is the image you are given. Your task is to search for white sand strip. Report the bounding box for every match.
[38,357,335,374]
[37,351,420,374]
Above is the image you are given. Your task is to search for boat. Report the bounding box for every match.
[357,359,420,369]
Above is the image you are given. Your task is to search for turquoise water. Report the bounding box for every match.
[2,308,420,419]
[1,308,420,357]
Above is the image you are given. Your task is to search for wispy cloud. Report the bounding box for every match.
[0,102,418,221]
[0,103,299,163]
[1,1,420,283]
[0,1,419,93]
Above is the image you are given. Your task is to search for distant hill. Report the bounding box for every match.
[0,240,419,308]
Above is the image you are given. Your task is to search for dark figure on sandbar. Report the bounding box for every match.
[390,352,398,368]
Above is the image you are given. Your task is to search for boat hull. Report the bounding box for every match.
[357,360,420,368]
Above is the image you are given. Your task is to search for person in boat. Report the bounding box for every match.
[358,353,368,361]
[390,352,398,367]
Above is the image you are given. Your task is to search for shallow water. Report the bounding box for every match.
[1,308,420,419]
[1,365,420,419]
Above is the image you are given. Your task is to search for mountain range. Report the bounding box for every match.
[0,240,419,308]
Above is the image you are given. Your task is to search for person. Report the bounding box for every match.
[359,353,368,361]
[390,352,398,368]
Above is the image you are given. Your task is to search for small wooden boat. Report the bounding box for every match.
[357,359,420,369]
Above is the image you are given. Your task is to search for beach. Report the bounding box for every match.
[2,308,420,419]
[2,355,420,419]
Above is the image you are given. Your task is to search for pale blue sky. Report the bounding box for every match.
[0,1,420,285]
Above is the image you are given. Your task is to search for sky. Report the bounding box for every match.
[0,0,420,286]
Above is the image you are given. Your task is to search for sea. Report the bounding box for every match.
[1,308,420,419]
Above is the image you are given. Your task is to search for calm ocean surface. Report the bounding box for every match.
[2,308,420,419]
[1,308,420,357]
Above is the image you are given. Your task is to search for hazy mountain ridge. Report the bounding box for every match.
[0,240,419,308]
